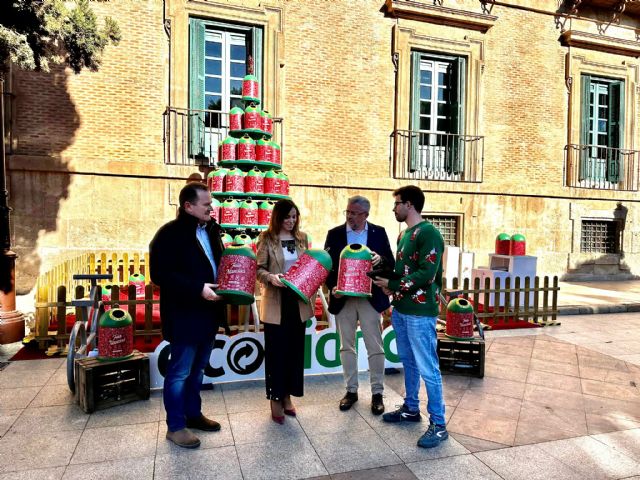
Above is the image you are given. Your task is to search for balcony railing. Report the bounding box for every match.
[564,144,639,191]
[163,106,284,166]
[390,130,484,183]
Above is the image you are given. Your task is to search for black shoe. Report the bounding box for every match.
[371,393,384,415]
[339,392,358,411]
[382,404,421,423]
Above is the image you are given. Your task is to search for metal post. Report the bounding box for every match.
[0,76,25,344]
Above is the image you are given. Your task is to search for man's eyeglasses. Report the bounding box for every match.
[343,210,367,216]
[393,201,407,206]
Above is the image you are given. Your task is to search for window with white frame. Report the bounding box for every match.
[410,52,465,176]
[189,18,262,159]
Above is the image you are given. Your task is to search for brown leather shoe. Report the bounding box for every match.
[166,428,201,448]
[186,415,221,432]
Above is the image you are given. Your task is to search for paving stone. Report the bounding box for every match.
[407,453,502,479]
[592,428,640,462]
[155,445,242,480]
[467,376,526,399]
[236,438,327,480]
[0,429,82,473]
[5,359,64,371]
[10,404,88,433]
[525,369,582,392]
[308,424,402,474]
[474,444,591,480]
[296,401,371,437]
[85,396,161,428]
[0,387,40,410]
[0,466,65,480]
[581,378,640,403]
[449,432,508,453]
[457,391,523,420]
[29,384,75,407]
[447,407,517,446]
[70,422,158,464]
[0,369,54,388]
[538,436,640,479]
[523,383,585,412]
[331,464,419,480]
[62,456,154,479]
[483,363,529,382]
[228,408,307,445]
[0,409,21,438]
[220,380,270,414]
[586,412,640,434]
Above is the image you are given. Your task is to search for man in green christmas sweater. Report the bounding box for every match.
[373,185,448,449]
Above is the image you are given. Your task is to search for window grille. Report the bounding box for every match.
[580,220,620,254]
[424,215,459,246]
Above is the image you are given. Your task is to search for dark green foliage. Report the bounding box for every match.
[0,0,120,73]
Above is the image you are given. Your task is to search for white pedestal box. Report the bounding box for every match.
[488,254,537,306]
[472,268,511,307]
[442,246,460,288]
[459,252,474,285]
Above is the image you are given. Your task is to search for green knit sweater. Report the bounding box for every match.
[388,221,444,316]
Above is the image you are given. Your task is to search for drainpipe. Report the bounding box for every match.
[0,76,25,344]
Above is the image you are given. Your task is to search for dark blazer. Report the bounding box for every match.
[324,222,395,315]
[149,210,227,344]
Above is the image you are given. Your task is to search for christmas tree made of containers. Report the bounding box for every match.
[206,58,290,249]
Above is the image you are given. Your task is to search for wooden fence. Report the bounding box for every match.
[441,276,560,328]
[33,252,151,350]
[33,253,560,352]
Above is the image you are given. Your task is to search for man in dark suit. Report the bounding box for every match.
[150,182,226,449]
[324,195,395,415]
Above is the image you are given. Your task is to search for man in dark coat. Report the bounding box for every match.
[150,182,226,449]
[324,195,395,415]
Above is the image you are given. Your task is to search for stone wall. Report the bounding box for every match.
[7,0,640,292]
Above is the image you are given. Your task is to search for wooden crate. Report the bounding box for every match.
[437,333,485,378]
[75,351,151,413]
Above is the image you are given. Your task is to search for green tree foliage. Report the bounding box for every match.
[0,0,121,73]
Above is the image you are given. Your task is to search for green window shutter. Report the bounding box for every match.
[607,80,624,183]
[579,74,591,181]
[446,56,465,174]
[251,26,263,98]
[189,18,206,158]
[409,51,421,172]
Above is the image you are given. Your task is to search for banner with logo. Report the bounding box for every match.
[148,317,402,388]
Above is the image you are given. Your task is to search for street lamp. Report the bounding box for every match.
[0,76,25,344]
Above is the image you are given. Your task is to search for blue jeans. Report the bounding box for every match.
[392,309,446,426]
[163,340,214,432]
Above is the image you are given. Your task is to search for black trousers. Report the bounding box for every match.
[264,288,305,400]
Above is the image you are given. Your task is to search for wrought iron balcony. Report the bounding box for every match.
[163,106,283,166]
[564,144,639,191]
[390,129,484,182]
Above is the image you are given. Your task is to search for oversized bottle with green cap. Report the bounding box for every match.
[510,233,526,255]
[207,167,227,192]
[229,106,244,131]
[217,244,257,305]
[281,249,333,304]
[336,244,373,297]
[445,297,474,340]
[495,233,511,255]
[244,167,264,194]
[220,198,240,225]
[239,199,258,226]
[237,134,256,161]
[242,74,260,104]
[244,103,261,130]
[221,136,237,161]
[98,308,134,361]
[256,137,272,163]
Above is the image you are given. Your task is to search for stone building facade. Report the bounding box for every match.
[6,0,640,292]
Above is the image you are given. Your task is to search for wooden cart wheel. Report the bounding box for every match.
[66,321,87,393]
